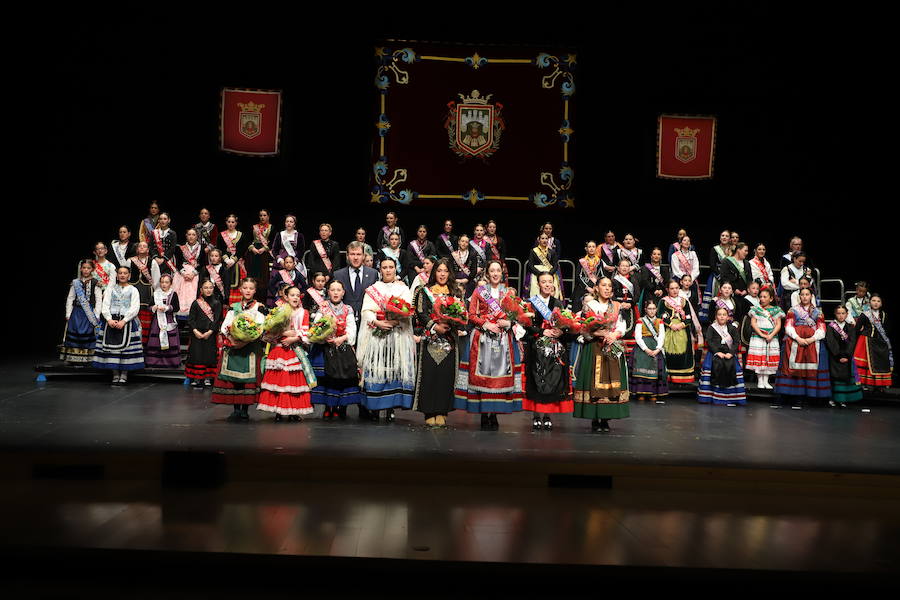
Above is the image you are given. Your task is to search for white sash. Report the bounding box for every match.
[153,289,177,349]
[280,230,297,257]
[614,274,634,296]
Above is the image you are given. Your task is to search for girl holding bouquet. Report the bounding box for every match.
[258,286,317,422]
[145,273,181,368]
[211,278,268,422]
[356,257,416,422]
[456,260,525,430]
[413,259,464,428]
[572,277,629,432]
[628,299,668,401]
[662,280,696,385]
[524,272,575,431]
[93,266,144,384]
[309,279,363,420]
[61,259,103,364]
[185,279,222,387]
[527,233,563,301]
[173,227,205,318]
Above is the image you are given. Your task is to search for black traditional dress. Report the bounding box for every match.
[185,295,222,381]
[412,285,460,418]
[853,310,893,387]
[244,223,273,303]
[149,228,178,276]
[217,230,249,305]
[436,233,458,260]
[523,294,575,413]
[698,322,747,405]
[306,238,342,280]
[825,320,863,403]
[572,256,601,313]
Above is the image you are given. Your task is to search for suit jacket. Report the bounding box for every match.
[334,265,379,326]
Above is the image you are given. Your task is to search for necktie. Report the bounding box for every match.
[354,269,361,293]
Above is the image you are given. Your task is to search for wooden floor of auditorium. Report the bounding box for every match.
[2,356,898,594]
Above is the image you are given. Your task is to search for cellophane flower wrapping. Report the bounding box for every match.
[500,292,533,327]
[551,307,577,331]
[384,296,413,321]
[262,304,292,338]
[308,315,336,344]
[230,312,262,343]
[430,296,468,327]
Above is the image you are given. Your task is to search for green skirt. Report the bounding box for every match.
[832,381,863,404]
[572,340,630,420]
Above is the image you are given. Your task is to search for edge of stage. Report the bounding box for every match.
[5,357,900,498]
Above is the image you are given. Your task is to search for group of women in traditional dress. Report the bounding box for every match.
[60,208,893,431]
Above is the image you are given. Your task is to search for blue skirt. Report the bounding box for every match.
[774,345,832,398]
[453,330,524,414]
[697,272,718,324]
[308,344,364,407]
[362,380,414,411]
[61,306,98,363]
[93,318,144,371]
[698,351,746,405]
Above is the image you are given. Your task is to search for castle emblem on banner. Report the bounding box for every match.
[237,101,265,139]
[445,90,505,159]
[674,125,699,163]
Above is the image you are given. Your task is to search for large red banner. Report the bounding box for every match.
[220,88,282,156]
[656,114,716,179]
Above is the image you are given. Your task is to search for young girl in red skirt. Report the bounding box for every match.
[257,286,316,422]
[853,294,893,390]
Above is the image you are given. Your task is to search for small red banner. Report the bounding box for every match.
[220,88,282,156]
[656,114,716,179]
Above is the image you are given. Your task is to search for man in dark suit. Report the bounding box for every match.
[333,241,379,420]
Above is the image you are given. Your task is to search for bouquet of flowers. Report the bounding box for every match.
[308,315,336,344]
[500,293,533,327]
[262,304,292,338]
[384,296,414,321]
[230,312,262,343]
[577,309,606,334]
[430,296,468,328]
[550,307,577,331]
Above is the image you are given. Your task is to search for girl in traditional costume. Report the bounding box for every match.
[376,232,412,284]
[749,243,776,293]
[357,257,416,422]
[145,273,181,368]
[128,241,160,349]
[89,241,117,292]
[527,233,563,300]
[310,280,363,420]
[93,266,144,384]
[212,278,268,422]
[698,229,732,324]
[746,287,784,389]
[774,288,831,406]
[456,260,525,430]
[195,207,219,254]
[699,307,747,405]
[353,227,374,259]
[637,247,670,309]
[203,248,231,313]
[845,281,870,325]
[413,259,463,428]
[524,272,574,430]
[375,211,405,250]
[61,259,102,364]
[523,222,562,297]
[705,281,737,326]
[271,214,306,276]
[853,294,893,390]
[410,255,434,297]
[306,223,342,281]
[302,271,329,314]
[436,219,458,260]
[244,209,273,303]
[109,225,132,271]
[779,251,813,312]
[825,305,863,406]
[471,223,498,282]
[173,227,205,318]
[408,224,437,279]
[617,233,642,276]
[612,258,639,358]
[789,276,818,308]
[598,230,621,278]
[670,235,700,302]
[186,280,222,387]
[628,299,668,401]
[138,201,160,243]
[258,285,317,422]
[150,212,178,276]
[485,220,508,269]
[719,242,753,298]
[666,228,692,264]
[572,240,601,314]
[450,234,479,299]
[572,277,629,432]
[217,214,249,306]
[267,255,307,308]
[662,279,696,385]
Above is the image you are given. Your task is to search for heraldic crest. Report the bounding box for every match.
[445,90,505,159]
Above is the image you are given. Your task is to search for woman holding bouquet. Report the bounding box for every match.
[144,273,181,368]
[267,255,307,308]
[211,278,269,422]
[93,266,144,384]
[309,280,363,420]
[258,286,317,422]
[61,259,103,364]
[572,277,629,432]
[456,260,525,430]
[662,279,696,385]
[217,214,249,306]
[527,233,563,301]
[413,259,464,428]
[356,257,416,422]
[524,272,575,431]
[185,279,222,387]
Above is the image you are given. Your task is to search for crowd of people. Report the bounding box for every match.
[60,204,894,433]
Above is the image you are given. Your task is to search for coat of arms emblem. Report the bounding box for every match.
[445,90,505,159]
[238,101,264,139]
[674,125,699,163]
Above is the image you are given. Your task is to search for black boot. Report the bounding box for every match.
[384,408,395,423]
[239,404,250,421]
[591,418,601,432]
[489,413,499,430]
[600,419,610,432]
[227,407,242,422]
[481,414,490,430]
[542,414,552,431]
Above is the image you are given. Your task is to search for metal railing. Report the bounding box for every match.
[506,257,522,294]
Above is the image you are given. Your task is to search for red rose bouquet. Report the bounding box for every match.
[500,293,533,327]
[384,296,413,321]
[550,307,577,331]
[430,296,468,327]
[577,309,605,334]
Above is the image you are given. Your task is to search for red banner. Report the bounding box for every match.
[220,88,282,156]
[656,114,716,180]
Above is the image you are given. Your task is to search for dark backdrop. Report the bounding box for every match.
[26,14,888,357]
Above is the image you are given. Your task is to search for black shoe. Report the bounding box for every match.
[591,419,601,432]
[481,414,491,430]
[359,406,371,421]
[600,419,610,432]
[288,415,301,422]
[190,380,202,388]
[239,405,250,421]
[227,411,242,423]
[543,417,552,431]
[274,414,283,422]
[532,415,542,430]
[370,410,380,422]
[489,413,499,430]
[338,406,348,421]
[384,408,395,423]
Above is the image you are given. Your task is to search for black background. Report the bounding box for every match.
[24,11,889,356]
